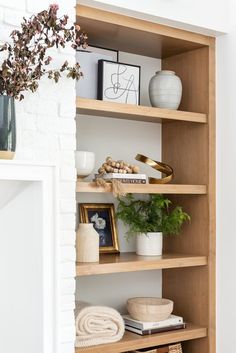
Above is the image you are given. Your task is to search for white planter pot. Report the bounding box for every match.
[136,232,163,256]
[149,70,182,110]
[76,223,99,262]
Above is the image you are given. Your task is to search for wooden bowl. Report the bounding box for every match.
[127,297,173,322]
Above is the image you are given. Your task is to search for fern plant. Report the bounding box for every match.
[116,194,190,240]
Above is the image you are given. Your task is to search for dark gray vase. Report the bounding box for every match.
[0,95,16,159]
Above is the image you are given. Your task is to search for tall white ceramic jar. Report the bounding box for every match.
[136,232,163,256]
[76,223,99,262]
[149,70,182,110]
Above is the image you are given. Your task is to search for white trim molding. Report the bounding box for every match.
[0,161,60,353]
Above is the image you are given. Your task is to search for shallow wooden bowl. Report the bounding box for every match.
[127,297,174,322]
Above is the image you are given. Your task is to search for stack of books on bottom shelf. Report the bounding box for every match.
[95,173,147,184]
[123,314,186,336]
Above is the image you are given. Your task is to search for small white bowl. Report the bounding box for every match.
[75,151,95,179]
[127,297,173,322]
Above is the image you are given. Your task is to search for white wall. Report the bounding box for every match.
[216,1,236,351]
[78,0,228,35]
[76,51,162,309]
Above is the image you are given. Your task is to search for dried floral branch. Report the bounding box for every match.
[0,4,87,100]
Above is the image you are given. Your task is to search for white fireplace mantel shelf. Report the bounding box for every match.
[0,160,57,209]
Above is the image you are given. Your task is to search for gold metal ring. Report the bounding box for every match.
[135,154,173,184]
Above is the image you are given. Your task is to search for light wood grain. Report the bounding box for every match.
[76,5,212,59]
[76,182,207,194]
[75,324,207,353]
[76,252,207,276]
[77,97,207,124]
[162,45,215,353]
[208,38,216,353]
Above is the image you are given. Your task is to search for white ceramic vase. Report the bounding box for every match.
[75,151,95,179]
[136,232,163,256]
[76,223,99,262]
[149,70,182,110]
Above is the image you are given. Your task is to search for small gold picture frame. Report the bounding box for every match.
[79,203,120,254]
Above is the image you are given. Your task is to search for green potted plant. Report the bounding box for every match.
[0,4,87,159]
[116,194,190,256]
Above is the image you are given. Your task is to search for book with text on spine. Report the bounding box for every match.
[125,322,186,336]
[95,173,147,180]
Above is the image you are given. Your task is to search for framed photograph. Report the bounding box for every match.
[79,203,119,254]
[76,46,118,99]
[98,60,140,105]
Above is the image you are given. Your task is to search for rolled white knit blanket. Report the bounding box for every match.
[75,302,125,347]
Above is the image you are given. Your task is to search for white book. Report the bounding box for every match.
[95,173,147,180]
[125,322,186,336]
[123,314,183,330]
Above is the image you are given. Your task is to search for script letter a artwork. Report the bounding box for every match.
[104,64,138,104]
[98,60,140,105]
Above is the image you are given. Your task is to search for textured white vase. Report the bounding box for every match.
[149,70,182,110]
[136,232,163,256]
[75,151,95,179]
[76,223,99,262]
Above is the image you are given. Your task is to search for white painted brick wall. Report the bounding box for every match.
[0,1,77,353]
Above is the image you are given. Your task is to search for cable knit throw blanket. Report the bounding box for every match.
[75,302,125,347]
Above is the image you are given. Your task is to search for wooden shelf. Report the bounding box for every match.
[77,97,207,124]
[75,323,207,353]
[76,252,207,276]
[76,5,212,59]
[76,5,215,353]
[76,182,207,195]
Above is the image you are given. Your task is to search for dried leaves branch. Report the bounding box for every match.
[0,4,87,100]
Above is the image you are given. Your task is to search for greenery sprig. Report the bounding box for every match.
[116,194,190,240]
[0,4,87,100]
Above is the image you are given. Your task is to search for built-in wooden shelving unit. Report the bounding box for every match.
[75,324,207,353]
[77,97,207,124]
[77,252,207,276]
[76,3,215,353]
[76,181,207,194]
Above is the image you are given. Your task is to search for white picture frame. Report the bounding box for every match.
[76,46,118,99]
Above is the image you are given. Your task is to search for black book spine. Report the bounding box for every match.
[97,60,104,100]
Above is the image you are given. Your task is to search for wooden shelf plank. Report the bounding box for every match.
[75,323,207,353]
[76,182,207,195]
[76,5,212,59]
[76,252,207,276]
[77,97,207,124]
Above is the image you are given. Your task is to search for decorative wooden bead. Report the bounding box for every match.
[98,167,105,174]
[132,165,140,174]
[106,156,112,163]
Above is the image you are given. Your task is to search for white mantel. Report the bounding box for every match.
[0,161,60,353]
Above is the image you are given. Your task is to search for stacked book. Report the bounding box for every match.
[95,173,147,184]
[123,314,186,336]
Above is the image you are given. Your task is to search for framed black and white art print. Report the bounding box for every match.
[98,60,140,105]
[79,203,119,254]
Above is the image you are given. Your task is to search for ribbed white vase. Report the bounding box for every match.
[136,232,163,256]
[76,223,99,262]
[149,70,182,109]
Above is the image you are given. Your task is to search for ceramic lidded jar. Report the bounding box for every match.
[76,223,99,263]
[148,70,182,110]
